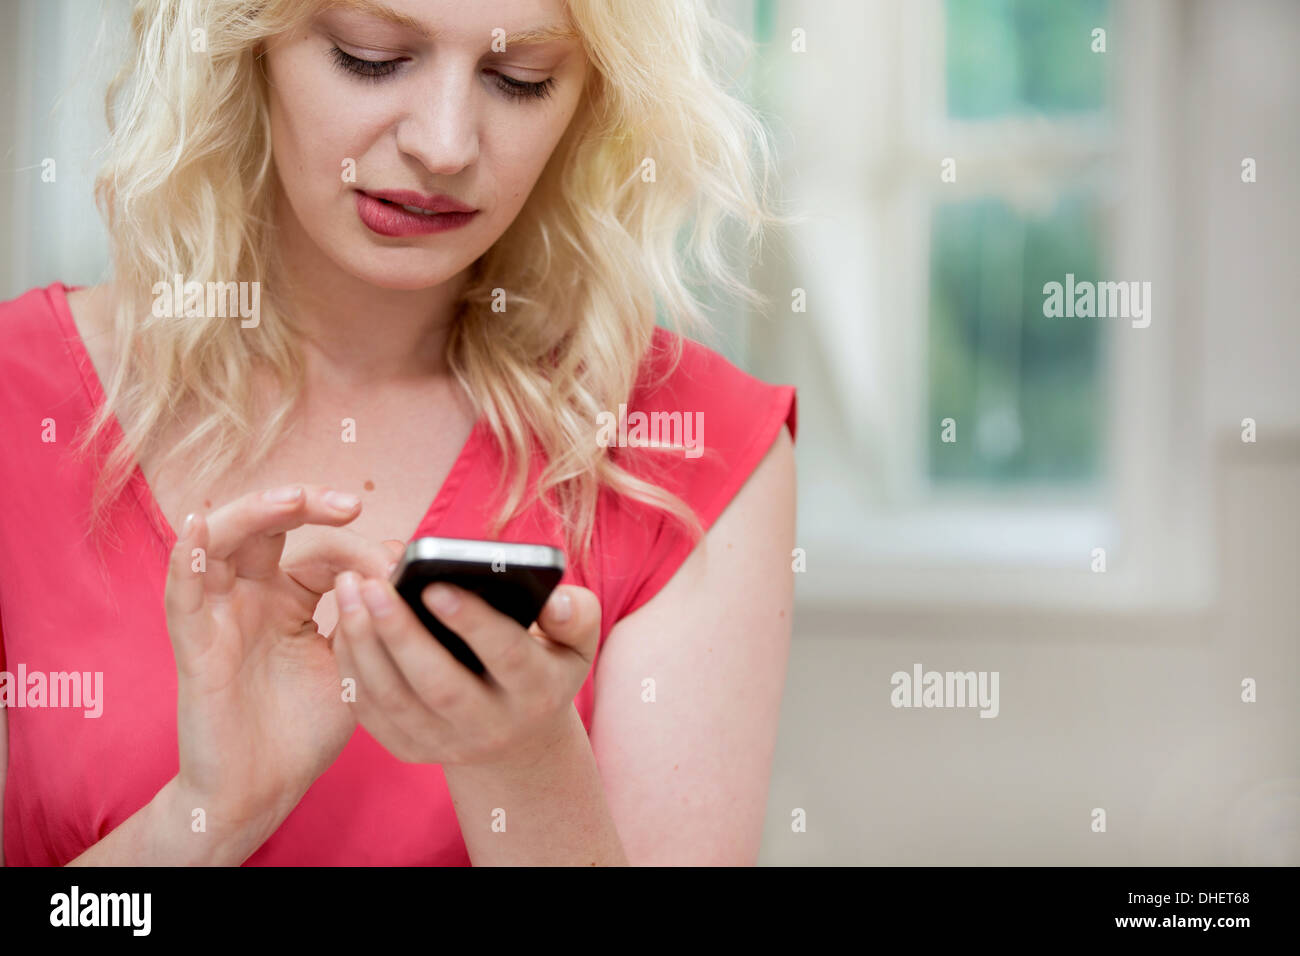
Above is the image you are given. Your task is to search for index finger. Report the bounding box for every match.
[204,484,365,578]
[283,526,402,595]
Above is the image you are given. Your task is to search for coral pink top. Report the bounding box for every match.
[0,283,796,866]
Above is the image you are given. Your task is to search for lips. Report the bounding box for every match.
[355,189,479,237]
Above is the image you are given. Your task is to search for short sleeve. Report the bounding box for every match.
[598,328,797,635]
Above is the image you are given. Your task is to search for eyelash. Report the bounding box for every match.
[328,46,555,101]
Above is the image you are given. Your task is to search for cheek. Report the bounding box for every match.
[483,112,574,200]
[268,51,386,199]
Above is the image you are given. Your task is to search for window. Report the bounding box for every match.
[929,0,1114,489]
[733,0,1209,609]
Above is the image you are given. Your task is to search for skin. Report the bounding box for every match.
[1,0,795,866]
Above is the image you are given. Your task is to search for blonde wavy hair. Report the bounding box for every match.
[80,0,784,566]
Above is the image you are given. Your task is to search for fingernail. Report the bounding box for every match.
[548,591,572,624]
[265,485,303,503]
[361,579,394,616]
[424,583,459,616]
[337,572,362,612]
[324,490,360,512]
[181,513,196,538]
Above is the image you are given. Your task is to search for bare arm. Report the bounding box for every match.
[8,489,398,866]
[589,425,796,864]
[0,673,244,866]
[68,777,276,866]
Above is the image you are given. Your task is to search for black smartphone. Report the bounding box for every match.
[388,537,566,675]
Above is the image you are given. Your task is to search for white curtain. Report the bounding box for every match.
[1,0,127,298]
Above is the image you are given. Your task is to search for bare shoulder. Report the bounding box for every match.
[65,282,117,382]
[587,423,795,864]
[64,282,112,332]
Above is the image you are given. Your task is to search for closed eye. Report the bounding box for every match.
[330,45,403,80]
[490,71,555,102]
[329,45,555,102]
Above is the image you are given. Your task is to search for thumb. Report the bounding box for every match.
[535,585,601,660]
[382,539,407,573]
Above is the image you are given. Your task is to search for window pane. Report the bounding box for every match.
[945,0,1111,118]
[927,195,1107,484]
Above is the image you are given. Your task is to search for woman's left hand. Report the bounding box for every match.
[330,572,601,767]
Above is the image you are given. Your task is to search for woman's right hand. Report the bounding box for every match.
[163,484,395,853]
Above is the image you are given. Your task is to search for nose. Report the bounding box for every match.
[393,62,480,175]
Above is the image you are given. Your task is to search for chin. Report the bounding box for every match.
[335,245,471,292]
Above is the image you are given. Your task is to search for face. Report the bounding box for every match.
[263,0,589,291]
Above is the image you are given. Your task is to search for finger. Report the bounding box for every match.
[418,582,547,695]
[336,573,428,710]
[283,527,401,595]
[332,597,430,762]
[165,511,207,617]
[205,484,364,578]
[381,539,407,569]
[165,511,214,665]
[534,586,602,665]
[359,577,492,713]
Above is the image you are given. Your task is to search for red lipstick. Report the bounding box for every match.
[355,189,479,237]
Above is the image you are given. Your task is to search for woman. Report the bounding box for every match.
[0,0,796,865]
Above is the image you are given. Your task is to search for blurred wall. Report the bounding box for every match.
[764,0,1299,865]
[0,0,119,298]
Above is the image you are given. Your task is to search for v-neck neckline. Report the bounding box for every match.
[50,282,483,551]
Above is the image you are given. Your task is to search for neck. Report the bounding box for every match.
[271,186,470,390]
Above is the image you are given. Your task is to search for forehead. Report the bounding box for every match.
[319,0,581,46]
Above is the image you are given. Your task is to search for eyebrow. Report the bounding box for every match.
[324,0,580,46]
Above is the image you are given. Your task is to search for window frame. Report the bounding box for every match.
[743,0,1213,612]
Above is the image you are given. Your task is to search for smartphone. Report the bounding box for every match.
[388,537,566,675]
